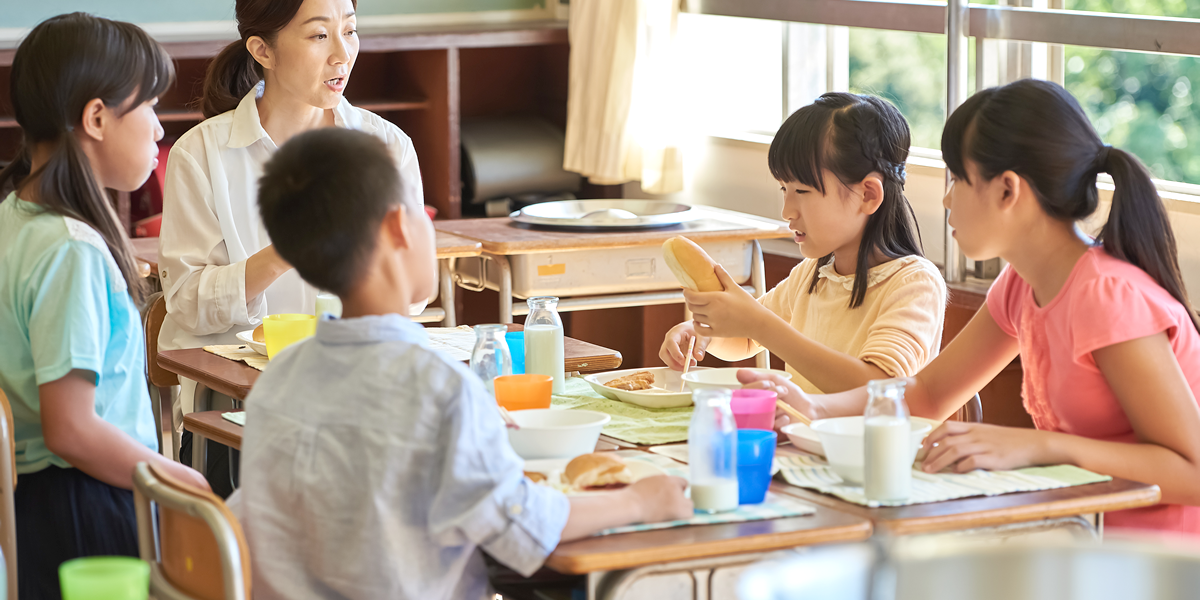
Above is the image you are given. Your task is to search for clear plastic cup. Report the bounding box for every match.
[262,314,317,359]
[59,556,149,600]
[494,374,553,411]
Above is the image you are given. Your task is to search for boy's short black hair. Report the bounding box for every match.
[258,128,410,296]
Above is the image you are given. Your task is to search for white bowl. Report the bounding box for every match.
[234,330,268,356]
[681,367,792,391]
[807,416,934,484]
[506,409,611,460]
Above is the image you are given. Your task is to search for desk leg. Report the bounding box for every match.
[491,253,514,324]
[439,259,457,327]
[751,241,771,369]
[192,434,208,476]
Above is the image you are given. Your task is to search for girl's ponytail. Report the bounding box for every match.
[943,79,1199,333]
[1101,147,1199,332]
[199,40,262,119]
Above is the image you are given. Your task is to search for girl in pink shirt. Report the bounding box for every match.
[749,79,1200,537]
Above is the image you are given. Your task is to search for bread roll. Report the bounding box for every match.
[253,324,265,343]
[564,453,632,490]
[662,236,723,292]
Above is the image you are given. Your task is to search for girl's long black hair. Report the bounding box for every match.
[942,78,1198,333]
[0,12,174,302]
[768,92,924,308]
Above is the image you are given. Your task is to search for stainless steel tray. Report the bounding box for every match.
[510,200,697,230]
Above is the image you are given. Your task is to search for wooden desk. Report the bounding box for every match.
[158,324,622,403]
[774,476,1160,537]
[182,411,244,451]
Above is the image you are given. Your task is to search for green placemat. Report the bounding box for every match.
[552,378,692,445]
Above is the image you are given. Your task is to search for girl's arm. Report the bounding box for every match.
[40,370,210,492]
[923,331,1200,506]
[746,303,1020,422]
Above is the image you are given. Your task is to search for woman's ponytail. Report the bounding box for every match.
[199,40,261,119]
[1101,147,1200,332]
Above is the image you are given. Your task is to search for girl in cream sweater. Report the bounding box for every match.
[661,93,946,394]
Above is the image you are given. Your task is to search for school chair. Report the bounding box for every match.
[143,291,180,459]
[961,394,983,423]
[0,390,17,600]
[132,461,251,600]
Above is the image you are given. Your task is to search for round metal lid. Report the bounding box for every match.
[510,200,696,230]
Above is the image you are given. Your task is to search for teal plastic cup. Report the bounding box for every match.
[60,556,149,600]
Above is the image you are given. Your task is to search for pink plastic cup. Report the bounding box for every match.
[731,389,778,430]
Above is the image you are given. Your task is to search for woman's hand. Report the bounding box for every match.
[737,368,820,429]
[920,421,1048,474]
[659,321,711,370]
[685,266,774,340]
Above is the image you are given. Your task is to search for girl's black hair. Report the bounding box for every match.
[199,0,358,118]
[768,92,924,309]
[0,12,174,302]
[942,78,1199,333]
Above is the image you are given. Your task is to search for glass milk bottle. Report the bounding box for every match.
[689,389,739,513]
[864,378,913,503]
[525,297,565,394]
[315,291,343,318]
[470,324,512,396]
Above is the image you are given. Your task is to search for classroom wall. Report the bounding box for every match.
[625,136,1200,297]
[0,0,549,29]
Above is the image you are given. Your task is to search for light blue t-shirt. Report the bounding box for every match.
[0,194,157,474]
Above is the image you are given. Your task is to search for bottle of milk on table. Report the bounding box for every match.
[525,297,565,394]
[689,389,739,513]
[864,378,913,503]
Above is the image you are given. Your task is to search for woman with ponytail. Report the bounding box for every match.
[749,78,1200,537]
[0,13,209,597]
[661,93,946,394]
[157,0,424,485]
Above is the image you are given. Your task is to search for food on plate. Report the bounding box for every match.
[253,324,265,343]
[523,471,546,483]
[564,452,632,491]
[605,370,655,391]
[662,236,723,292]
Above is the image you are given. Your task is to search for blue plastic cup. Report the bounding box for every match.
[505,331,526,375]
[736,429,777,505]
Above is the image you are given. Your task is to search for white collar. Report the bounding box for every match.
[817,256,917,291]
[227,81,374,149]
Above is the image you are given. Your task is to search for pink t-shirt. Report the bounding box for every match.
[988,247,1200,535]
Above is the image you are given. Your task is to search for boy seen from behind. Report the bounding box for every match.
[234,128,692,599]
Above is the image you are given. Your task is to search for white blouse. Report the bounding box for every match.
[158,85,424,355]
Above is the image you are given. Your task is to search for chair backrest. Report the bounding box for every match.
[0,390,17,600]
[145,292,179,388]
[955,394,984,423]
[133,462,251,600]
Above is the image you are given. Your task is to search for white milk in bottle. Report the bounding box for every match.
[863,379,913,503]
[525,297,566,394]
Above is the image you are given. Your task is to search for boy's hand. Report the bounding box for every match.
[660,322,711,370]
[737,369,820,429]
[685,266,771,340]
[626,476,692,523]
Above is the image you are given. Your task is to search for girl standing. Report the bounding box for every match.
[758,79,1200,536]
[0,13,209,598]
[661,93,946,394]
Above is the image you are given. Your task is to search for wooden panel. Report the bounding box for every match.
[435,231,482,258]
[183,411,244,451]
[382,49,458,219]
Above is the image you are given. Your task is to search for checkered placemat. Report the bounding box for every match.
[775,448,1111,508]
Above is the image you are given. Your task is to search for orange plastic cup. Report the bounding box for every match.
[262,313,317,359]
[494,374,553,411]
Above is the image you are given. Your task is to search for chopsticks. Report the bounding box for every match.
[680,337,697,392]
[776,399,812,426]
[498,405,520,430]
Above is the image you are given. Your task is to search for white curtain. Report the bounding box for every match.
[563,0,685,194]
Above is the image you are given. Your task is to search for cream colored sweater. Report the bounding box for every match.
[716,255,947,394]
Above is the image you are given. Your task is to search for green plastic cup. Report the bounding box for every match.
[59,557,149,600]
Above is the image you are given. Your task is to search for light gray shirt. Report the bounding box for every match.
[230,314,570,599]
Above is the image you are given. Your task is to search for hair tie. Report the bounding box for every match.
[1095,145,1112,174]
[892,163,907,185]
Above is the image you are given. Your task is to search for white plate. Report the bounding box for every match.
[583,367,707,409]
[523,457,667,495]
[235,330,268,356]
[781,416,942,460]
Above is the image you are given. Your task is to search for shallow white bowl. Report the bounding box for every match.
[681,368,792,392]
[583,367,707,408]
[807,416,934,484]
[506,409,611,460]
[234,330,268,356]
